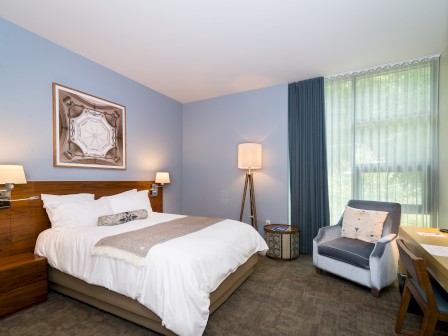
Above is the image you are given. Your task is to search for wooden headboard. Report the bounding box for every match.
[0,181,162,258]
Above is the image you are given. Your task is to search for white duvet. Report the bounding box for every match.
[34,213,268,336]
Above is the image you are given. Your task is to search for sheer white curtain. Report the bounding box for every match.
[325,56,439,227]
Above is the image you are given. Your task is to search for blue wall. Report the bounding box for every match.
[0,18,290,225]
[0,18,183,213]
[182,85,289,233]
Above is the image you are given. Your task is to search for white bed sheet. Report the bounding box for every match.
[35,213,268,336]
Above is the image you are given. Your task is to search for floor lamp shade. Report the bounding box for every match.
[238,143,262,170]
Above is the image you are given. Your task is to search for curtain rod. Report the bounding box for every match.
[325,53,440,80]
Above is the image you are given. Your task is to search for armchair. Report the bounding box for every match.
[313,200,401,297]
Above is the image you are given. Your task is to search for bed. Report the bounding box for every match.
[4,181,267,336]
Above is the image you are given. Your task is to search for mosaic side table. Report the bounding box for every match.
[264,224,299,260]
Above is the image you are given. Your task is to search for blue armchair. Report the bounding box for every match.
[313,200,401,297]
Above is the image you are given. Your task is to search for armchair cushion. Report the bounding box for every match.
[318,237,375,269]
[343,200,401,236]
[341,206,388,243]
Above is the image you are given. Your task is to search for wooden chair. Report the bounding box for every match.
[395,239,448,335]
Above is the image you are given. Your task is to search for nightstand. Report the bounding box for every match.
[0,252,48,317]
[264,224,300,260]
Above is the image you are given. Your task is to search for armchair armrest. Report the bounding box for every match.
[370,233,399,291]
[371,233,397,259]
[314,225,341,245]
[313,225,341,266]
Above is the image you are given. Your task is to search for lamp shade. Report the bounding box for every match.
[238,143,262,169]
[0,165,27,184]
[155,172,170,185]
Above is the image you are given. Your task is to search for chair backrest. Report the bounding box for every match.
[336,200,401,237]
[396,239,436,308]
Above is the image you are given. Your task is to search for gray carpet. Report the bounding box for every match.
[1,255,447,336]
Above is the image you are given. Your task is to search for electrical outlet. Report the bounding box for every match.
[265,219,270,226]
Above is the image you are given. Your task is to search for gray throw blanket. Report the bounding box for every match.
[91,216,223,267]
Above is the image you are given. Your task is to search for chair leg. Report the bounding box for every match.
[371,288,380,297]
[395,286,412,334]
[315,267,323,274]
[421,310,438,336]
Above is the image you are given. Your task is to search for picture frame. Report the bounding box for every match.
[52,83,126,170]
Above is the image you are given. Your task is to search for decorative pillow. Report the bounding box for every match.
[106,190,152,214]
[98,209,148,226]
[45,198,113,228]
[341,206,389,243]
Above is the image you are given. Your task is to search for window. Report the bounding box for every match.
[325,56,439,227]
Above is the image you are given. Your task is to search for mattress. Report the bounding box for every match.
[35,212,268,335]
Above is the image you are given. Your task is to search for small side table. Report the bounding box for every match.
[264,224,299,260]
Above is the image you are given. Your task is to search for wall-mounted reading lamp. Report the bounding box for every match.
[150,172,170,197]
[0,165,39,209]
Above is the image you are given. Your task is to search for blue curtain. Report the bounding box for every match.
[288,77,330,254]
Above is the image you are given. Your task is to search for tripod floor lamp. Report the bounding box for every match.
[238,143,262,231]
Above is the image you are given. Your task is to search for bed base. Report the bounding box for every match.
[48,253,258,335]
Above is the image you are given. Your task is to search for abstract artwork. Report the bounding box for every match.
[53,83,126,169]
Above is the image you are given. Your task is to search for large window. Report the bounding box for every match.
[325,56,439,227]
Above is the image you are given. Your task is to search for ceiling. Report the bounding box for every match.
[1,0,447,103]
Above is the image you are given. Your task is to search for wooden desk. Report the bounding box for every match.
[399,226,448,292]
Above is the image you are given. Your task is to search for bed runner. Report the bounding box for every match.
[91,216,222,267]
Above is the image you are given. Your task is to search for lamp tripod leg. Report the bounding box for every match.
[240,172,258,231]
[248,173,258,231]
[239,173,249,222]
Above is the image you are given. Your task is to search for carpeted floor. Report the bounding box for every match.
[1,255,447,336]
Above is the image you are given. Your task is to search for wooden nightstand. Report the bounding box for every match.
[0,252,48,317]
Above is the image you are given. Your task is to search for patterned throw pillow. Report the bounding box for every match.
[341,206,389,243]
[98,209,148,226]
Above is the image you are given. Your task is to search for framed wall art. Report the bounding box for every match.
[53,83,126,169]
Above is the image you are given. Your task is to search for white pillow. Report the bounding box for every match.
[41,193,95,207]
[99,189,138,201]
[45,198,113,228]
[107,190,152,214]
[341,206,389,243]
